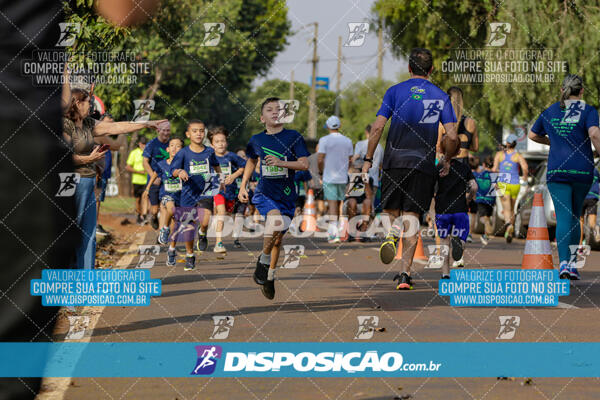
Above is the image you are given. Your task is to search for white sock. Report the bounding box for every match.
[260,252,271,265]
[169,246,176,251]
[267,268,276,281]
[186,253,194,258]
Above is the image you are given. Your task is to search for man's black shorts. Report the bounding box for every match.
[380,168,435,216]
[133,183,145,198]
[582,198,598,215]
[477,202,494,218]
[468,199,478,214]
[196,197,214,212]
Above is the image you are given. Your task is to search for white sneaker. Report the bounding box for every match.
[452,258,465,268]
[213,242,227,253]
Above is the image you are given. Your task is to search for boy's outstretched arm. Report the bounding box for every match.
[264,155,308,171]
[238,158,257,203]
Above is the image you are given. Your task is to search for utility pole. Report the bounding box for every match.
[377,24,383,80]
[307,22,318,139]
[289,70,294,101]
[335,35,342,116]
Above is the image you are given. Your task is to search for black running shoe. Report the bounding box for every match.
[393,272,413,290]
[151,214,159,230]
[451,236,463,262]
[196,231,208,252]
[136,214,144,225]
[441,274,450,279]
[234,239,242,248]
[96,225,109,236]
[261,279,275,299]
[253,258,268,285]
[184,255,196,271]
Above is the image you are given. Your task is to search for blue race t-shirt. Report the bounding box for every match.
[245,128,310,204]
[215,152,246,200]
[531,100,599,184]
[294,169,312,197]
[586,168,600,200]
[474,170,495,205]
[142,137,169,179]
[156,159,181,204]
[170,145,219,206]
[377,78,456,175]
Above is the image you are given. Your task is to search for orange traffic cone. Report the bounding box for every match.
[522,192,553,269]
[395,231,428,263]
[301,189,317,232]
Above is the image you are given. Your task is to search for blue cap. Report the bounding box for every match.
[505,134,518,145]
[325,115,341,130]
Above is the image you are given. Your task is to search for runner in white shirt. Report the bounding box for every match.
[317,116,354,243]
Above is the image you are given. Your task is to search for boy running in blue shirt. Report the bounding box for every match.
[238,97,310,299]
[144,137,184,265]
[171,120,221,271]
[209,126,246,253]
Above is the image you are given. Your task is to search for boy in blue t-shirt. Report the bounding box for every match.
[171,120,221,270]
[209,126,247,253]
[144,137,184,265]
[238,97,310,300]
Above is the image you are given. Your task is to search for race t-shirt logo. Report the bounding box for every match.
[419,100,444,124]
[486,22,511,47]
[562,101,584,124]
[344,22,370,47]
[56,22,80,47]
[191,345,222,375]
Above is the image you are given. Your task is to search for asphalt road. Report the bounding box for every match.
[59,231,600,400]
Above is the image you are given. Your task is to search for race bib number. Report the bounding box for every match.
[347,173,366,197]
[220,163,232,176]
[189,160,209,175]
[164,179,182,193]
[262,157,288,178]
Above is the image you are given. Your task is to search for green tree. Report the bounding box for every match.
[340,77,395,143]
[374,0,600,152]
[63,0,291,192]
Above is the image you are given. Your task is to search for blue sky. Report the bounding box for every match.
[254,0,406,89]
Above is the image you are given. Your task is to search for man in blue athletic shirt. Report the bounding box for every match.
[238,97,310,300]
[362,47,460,290]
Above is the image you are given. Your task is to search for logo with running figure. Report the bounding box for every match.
[201,23,225,46]
[562,101,584,123]
[355,316,379,339]
[191,345,222,375]
[281,245,305,269]
[496,316,520,339]
[131,99,155,123]
[56,22,80,47]
[210,316,234,339]
[56,173,80,197]
[277,100,299,123]
[486,22,511,47]
[420,100,444,123]
[344,22,370,47]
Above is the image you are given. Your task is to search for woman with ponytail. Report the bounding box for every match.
[529,74,600,280]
